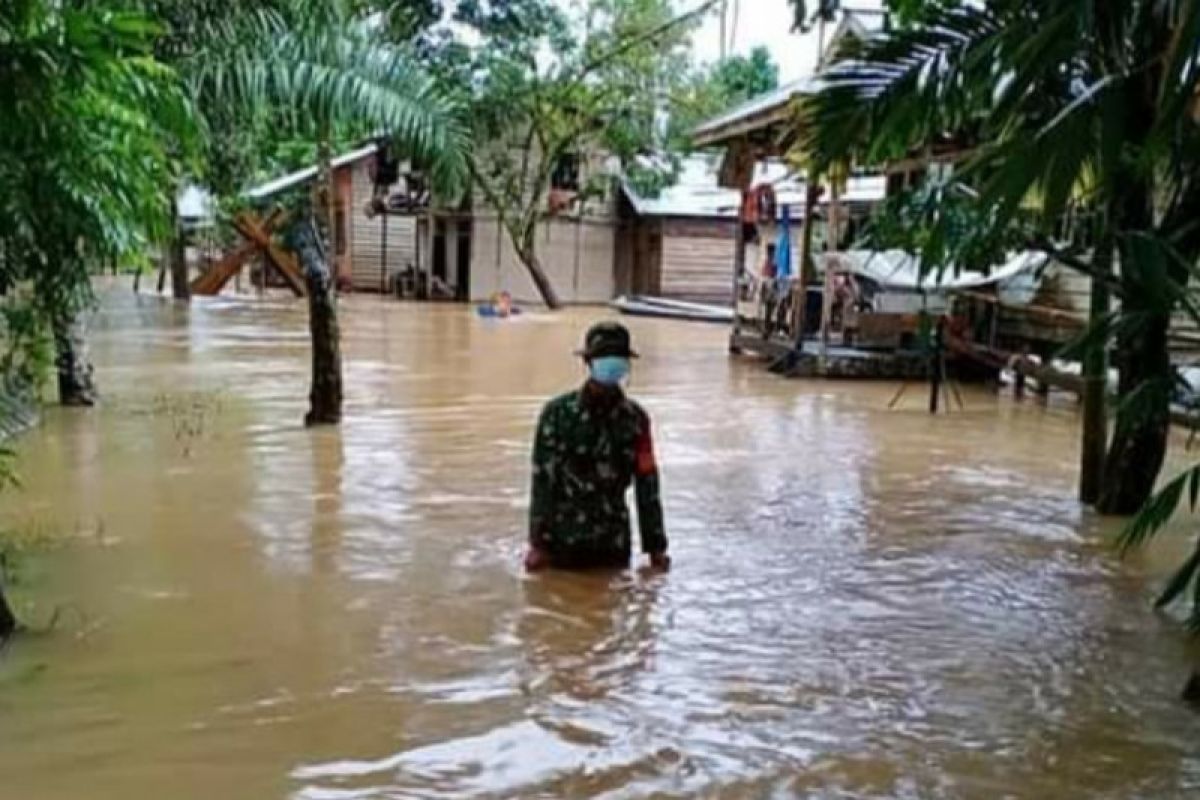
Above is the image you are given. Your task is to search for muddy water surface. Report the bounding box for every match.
[1,287,1198,799]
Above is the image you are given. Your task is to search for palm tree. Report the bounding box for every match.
[182,7,468,425]
[793,0,1200,516]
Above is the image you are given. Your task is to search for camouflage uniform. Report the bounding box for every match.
[529,385,667,569]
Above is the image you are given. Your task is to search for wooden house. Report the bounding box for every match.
[617,155,883,305]
[241,142,621,305]
[245,143,435,293]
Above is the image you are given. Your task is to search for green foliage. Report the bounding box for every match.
[0,519,57,587]
[857,177,1033,276]
[0,0,195,418]
[0,294,54,392]
[796,0,1200,605]
[788,1,960,31]
[182,6,469,196]
[1119,463,1200,630]
[670,46,779,152]
[711,47,779,101]
[433,0,715,302]
[348,0,445,51]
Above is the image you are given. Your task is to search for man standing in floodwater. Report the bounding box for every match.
[524,322,670,572]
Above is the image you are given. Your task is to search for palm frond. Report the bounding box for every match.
[795,4,1004,170]
[1157,546,1200,609]
[1117,465,1196,553]
[186,14,469,196]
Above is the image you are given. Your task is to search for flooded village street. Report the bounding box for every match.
[1,287,1199,799]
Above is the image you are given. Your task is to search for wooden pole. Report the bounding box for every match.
[793,174,819,347]
[731,190,747,348]
[930,318,945,414]
[1080,231,1113,505]
[819,176,841,370]
[380,211,389,294]
[169,196,191,301]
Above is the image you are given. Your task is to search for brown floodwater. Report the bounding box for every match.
[1,284,1199,799]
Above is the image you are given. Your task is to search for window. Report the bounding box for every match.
[551,153,581,192]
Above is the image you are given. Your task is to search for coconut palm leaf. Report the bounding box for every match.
[184,10,468,195]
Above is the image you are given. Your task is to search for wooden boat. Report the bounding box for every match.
[610,295,733,324]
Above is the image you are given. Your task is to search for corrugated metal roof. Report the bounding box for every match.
[243,142,379,201]
[622,155,884,219]
[691,76,822,147]
[691,10,882,149]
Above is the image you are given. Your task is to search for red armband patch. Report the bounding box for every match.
[635,424,657,475]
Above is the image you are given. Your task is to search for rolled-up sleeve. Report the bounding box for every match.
[633,414,667,555]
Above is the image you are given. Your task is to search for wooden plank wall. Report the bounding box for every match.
[348,160,416,292]
[471,214,616,304]
[659,218,738,304]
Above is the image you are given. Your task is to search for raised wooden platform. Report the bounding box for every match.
[731,333,932,380]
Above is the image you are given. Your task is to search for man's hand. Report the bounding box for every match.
[648,552,671,572]
[524,546,551,572]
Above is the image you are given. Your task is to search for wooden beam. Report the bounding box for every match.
[232,211,306,297]
[190,240,257,295]
[192,208,297,296]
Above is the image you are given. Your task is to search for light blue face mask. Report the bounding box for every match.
[589,356,630,386]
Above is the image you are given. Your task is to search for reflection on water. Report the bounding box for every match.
[1,285,1199,799]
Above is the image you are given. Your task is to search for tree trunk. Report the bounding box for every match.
[1079,222,1114,505]
[292,214,342,426]
[296,136,343,427]
[1096,163,1168,514]
[54,314,97,407]
[1098,311,1171,514]
[169,198,191,301]
[0,582,16,641]
[517,238,562,310]
[304,253,343,427]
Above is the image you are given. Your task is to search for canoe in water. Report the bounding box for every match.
[610,295,733,324]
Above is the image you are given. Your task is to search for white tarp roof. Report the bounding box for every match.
[819,250,1049,294]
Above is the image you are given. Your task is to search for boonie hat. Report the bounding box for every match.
[576,321,639,359]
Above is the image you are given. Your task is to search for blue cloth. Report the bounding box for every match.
[775,204,792,279]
